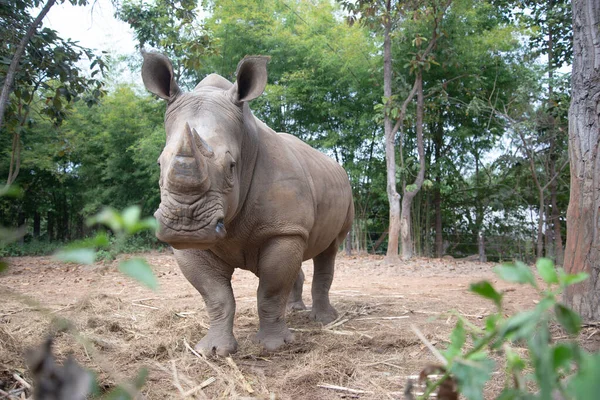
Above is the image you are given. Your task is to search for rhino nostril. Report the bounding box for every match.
[216,219,225,235]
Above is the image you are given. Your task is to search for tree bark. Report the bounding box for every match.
[434,121,444,258]
[383,6,401,262]
[33,211,40,239]
[563,0,600,320]
[400,72,426,260]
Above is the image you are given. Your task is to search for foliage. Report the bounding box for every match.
[55,205,159,289]
[416,259,595,399]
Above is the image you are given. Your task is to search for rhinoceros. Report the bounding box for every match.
[141,53,354,355]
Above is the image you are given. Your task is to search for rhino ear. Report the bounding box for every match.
[229,56,269,103]
[141,52,181,100]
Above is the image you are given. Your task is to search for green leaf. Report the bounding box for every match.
[536,258,558,284]
[560,271,589,286]
[118,258,158,290]
[443,319,466,361]
[450,355,495,400]
[496,309,539,343]
[552,343,575,371]
[89,207,124,233]
[568,353,600,399]
[54,249,96,265]
[122,206,142,231]
[470,281,503,308]
[494,262,537,287]
[554,304,581,335]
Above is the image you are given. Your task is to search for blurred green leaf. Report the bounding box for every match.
[54,249,96,265]
[536,258,558,284]
[554,304,581,335]
[0,260,8,273]
[568,353,600,399]
[450,355,495,400]
[443,319,466,361]
[89,207,123,232]
[560,271,589,287]
[494,262,537,287]
[470,281,503,308]
[122,206,142,231]
[118,258,157,290]
[553,343,576,371]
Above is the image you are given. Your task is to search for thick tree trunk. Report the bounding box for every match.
[478,231,487,262]
[563,0,600,320]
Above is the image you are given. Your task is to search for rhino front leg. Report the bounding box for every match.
[173,249,237,357]
[255,237,304,351]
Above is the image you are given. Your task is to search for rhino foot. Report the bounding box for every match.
[195,332,238,357]
[254,327,295,351]
[310,305,338,325]
[286,299,307,311]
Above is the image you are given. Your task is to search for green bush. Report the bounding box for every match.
[415,258,598,400]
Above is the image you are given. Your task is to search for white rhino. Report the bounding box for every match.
[142,53,354,355]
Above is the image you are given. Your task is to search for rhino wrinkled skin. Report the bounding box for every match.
[141,53,354,355]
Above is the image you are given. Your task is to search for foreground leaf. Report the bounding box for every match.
[54,249,96,265]
[554,304,581,335]
[450,355,495,400]
[494,262,537,287]
[118,258,158,290]
[470,281,503,308]
[536,258,558,284]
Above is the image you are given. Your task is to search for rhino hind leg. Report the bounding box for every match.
[173,249,238,357]
[254,237,304,351]
[310,240,339,325]
[286,268,306,311]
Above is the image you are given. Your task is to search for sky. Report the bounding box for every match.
[43,0,136,56]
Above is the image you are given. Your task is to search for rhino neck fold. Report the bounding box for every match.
[231,105,260,222]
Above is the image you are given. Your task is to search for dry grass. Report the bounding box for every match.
[1,253,599,399]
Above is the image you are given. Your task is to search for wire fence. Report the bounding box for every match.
[342,230,539,263]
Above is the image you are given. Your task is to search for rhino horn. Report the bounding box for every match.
[166,123,211,194]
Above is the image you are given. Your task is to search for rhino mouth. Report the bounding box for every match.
[154,194,226,249]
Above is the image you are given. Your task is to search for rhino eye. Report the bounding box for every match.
[229,161,236,173]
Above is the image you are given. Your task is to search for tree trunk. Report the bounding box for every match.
[1,0,57,187]
[47,211,54,241]
[563,0,600,320]
[551,176,564,265]
[478,231,487,262]
[434,121,443,258]
[400,72,426,260]
[345,229,352,256]
[383,13,401,262]
[33,211,40,239]
[372,226,389,253]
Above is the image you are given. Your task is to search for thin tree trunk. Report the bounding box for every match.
[551,176,564,265]
[383,9,401,262]
[1,0,57,186]
[47,211,54,241]
[478,231,486,262]
[400,72,426,260]
[434,121,443,257]
[33,211,40,238]
[564,0,600,320]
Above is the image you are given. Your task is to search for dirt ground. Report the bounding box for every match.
[1,252,597,399]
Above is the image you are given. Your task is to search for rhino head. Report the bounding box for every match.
[141,53,268,250]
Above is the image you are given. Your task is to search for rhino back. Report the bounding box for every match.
[250,131,353,260]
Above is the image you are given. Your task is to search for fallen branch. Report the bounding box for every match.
[225,357,254,394]
[182,377,216,397]
[317,383,373,394]
[410,325,447,366]
[355,316,409,321]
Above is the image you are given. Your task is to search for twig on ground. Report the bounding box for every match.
[225,357,254,394]
[355,316,409,321]
[12,374,31,390]
[410,325,447,366]
[131,302,159,310]
[182,377,216,397]
[170,359,186,395]
[323,312,348,329]
[289,327,373,339]
[317,384,373,394]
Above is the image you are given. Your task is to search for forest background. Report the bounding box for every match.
[0,0,572,264]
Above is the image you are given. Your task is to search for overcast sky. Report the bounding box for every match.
[43,0,136,56]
